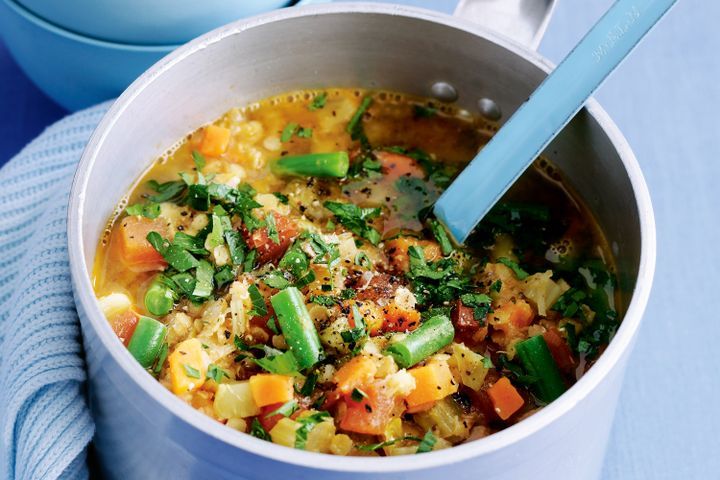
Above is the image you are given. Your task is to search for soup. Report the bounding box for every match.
[93,89,618,456]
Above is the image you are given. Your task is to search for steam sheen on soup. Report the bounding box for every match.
[93,89,619,456]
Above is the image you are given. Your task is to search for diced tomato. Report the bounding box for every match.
[257,402,304,432]
[382,303,421,333]
[109,310,139,346]
[543,328,577,374]
[117,216,169,272]
[242,213,298,264]
[385,237,442,273]
[339,381,398,435]
[375,151,424,180]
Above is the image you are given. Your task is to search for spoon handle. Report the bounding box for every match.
[434,0,676,243]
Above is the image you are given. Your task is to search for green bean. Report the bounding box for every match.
[270,287,324,370]
[515,335,567,403]
[384,315,454,368]
[144,276,176,316]
[271,152,349,178]
[127,316,168,368]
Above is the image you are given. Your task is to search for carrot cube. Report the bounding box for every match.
[249,374,294,407]
[405,361,458,412]
[199,125,231,157]
[487,377,524,420]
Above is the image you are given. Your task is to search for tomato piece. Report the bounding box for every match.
[117,216,168,272]
[243,213,298,264]
[109,310,139,346]
[339,382,398,435]
[375,151,424,180]
[542,328,577,374]
[257,402,303,432]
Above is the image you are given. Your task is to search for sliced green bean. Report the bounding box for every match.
[127,316,168,368]
[270,287,324,370]
[384,314,454,368]
[515,335,567,403]
[271,152,349,178]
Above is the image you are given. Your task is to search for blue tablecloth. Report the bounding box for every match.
[0,0,716,478]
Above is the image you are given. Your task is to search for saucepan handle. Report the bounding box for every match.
[453,0,558,50]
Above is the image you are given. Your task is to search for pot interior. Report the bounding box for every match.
[79,7,641,364]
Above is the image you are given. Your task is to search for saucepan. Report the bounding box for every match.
[67,2,656,479]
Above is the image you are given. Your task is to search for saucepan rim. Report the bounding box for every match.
[67,2,656,473]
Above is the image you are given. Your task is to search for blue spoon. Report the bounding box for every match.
[433,0,677,243]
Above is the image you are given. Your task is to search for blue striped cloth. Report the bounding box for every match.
[0,103,111,480]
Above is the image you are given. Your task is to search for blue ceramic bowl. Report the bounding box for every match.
[0,0,175,110]
[17,0,293,45]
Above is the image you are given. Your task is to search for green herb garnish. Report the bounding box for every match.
[323,201,382,245]
[308,92,327,111]
[182,364,201,379]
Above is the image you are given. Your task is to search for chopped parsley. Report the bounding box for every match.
[357,435,424,452]
[248,284,268,317]
[250,418,271,441]
[413,104,437,118]
[266,316,280,335]
[126,202,160,219]
[460,292,493,322]
[192,150,206,171]
[350,388,368,402]
[295,412,332,449]
[416,430,437,453]
[300,372,318,396]
[265,214,280,244]
[254,348,299,375]
[273,192,289,204]
[206,363,229,383]
[497,257,529,280]
[182,364,201,379]
[264,400,298,418]
[406,245,475,305]
[296,127,313,139]
[281,122,299,142]
[323,201,382,245]
[308,92,327,111]
[428,218,454,255]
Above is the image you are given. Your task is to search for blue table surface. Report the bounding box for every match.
[0,0,716,478]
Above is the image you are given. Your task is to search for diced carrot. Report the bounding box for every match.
[490,299,535,329]
[249,374,294,407]
[168,338,210,395]
[117,216,168,272]
[405,360,458,412]
[242,213,298,264]
[339,381,397,435]
[198,125,231,157]
[487,377,524,420]
[382,303,421,333]
[333,355,377,394]
[543,328,577,374]
[385,237,442,273]
[109,310,139,346]
[375,151,424,180]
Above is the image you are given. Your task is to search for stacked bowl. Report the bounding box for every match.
[0,0,295,110]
